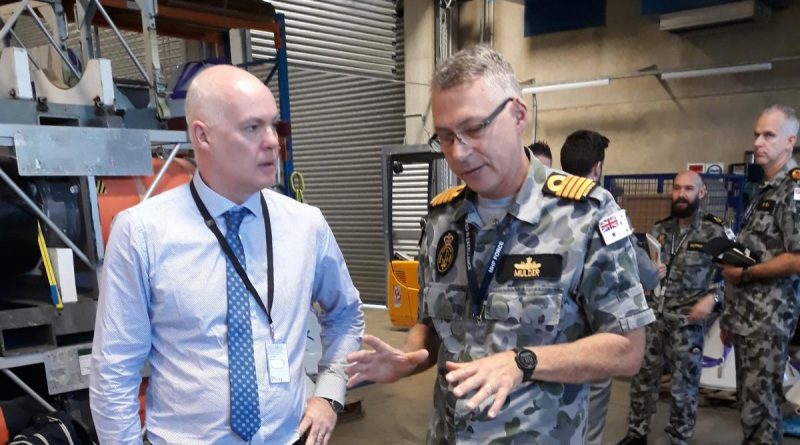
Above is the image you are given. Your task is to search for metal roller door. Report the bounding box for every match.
[250,0,405,304]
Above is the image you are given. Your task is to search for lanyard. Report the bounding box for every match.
[742,185,769,227]
[659,224,692,300]
[463,218,512,320]
[189,181,275,329]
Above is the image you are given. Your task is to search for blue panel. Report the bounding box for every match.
[524,0,605,37]
[642,0,786,15]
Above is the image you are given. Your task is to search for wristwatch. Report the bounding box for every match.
[512,348,538,382]
[321,397,344,414]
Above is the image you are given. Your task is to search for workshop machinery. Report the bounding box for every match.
[0,0,295,440]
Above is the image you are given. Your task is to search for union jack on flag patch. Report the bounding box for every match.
[600,216,619,233]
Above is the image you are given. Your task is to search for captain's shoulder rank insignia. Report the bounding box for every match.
[542,173,596,201]
[790,168,800,181]
[703,214,724,226]
[430,184,466,208]
[435,230,459,275]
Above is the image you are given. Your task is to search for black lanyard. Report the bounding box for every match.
[463,218,512,320]
[660,224,692,298]
[189,180,274,326]
[742,184,769,227]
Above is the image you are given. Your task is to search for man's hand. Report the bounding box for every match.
[688,293,716,323]
[345,334,429,387]
[657,262,667,280]
[720,328,733,347]
[720,265,744,285]
[298,397,337,445]
[444,351,523,419]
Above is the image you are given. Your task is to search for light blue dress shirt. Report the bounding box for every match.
[90,174,364,444]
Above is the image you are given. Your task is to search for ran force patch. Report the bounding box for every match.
[435,230,458,275]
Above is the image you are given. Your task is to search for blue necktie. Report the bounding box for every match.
[223,208,260,441]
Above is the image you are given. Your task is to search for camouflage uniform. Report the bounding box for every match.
[418,155,655,444]
[625,211,727,444]
[721,159,800,444]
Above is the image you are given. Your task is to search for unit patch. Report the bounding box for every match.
[497,254,562,282]
[542,173,596,201]
[435,230,459,275]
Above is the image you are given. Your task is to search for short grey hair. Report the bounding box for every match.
[763,104,800,137]
[431,44,521,97]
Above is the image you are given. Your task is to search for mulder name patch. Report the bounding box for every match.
[687,242,705,252]
[497,254,562,282]
[758,199,776,211]
[436,230,459,276]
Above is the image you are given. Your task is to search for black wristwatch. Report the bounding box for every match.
[321,397,344,414]
[513,348,538,382]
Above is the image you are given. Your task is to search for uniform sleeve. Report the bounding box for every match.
[633,241,659,291]
[780,181,800,253]
[90,211,151,445]
[311,214,365,404]
[417,217,434,326]
[578,205,655,335]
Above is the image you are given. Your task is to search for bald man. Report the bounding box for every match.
[617,171,728,445]
[90,65,364,445]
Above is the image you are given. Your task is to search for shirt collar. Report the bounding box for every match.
[192,173,262,219]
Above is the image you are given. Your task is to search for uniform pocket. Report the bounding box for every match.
[483,285,563,345]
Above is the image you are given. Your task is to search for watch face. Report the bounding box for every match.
[517,350,536,369]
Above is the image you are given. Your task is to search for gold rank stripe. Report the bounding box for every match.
[430,184,466,207]
[96,179,106,195]
[559,176,594,200]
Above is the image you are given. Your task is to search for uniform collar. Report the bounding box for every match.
[192,173,262,218]
[763,158,798,187]
[453,147,546,227]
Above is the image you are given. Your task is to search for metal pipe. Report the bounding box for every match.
[1,369,57,412]
[24,3,80,79]
[90,0,152,86]
[142,143,181,201]
[0,167,94,269]
[0,0,29,42]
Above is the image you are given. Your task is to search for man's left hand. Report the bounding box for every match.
[298,397,338,445]
[444,351,523,419]
[688,293,715,323]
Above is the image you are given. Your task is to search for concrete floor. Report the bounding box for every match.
[332,307,800,444]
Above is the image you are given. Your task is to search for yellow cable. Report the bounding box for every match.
[37,222,63,310]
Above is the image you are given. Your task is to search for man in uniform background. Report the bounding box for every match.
[617,171,727,445]
[345,44,653,444]
[720,104,800,444]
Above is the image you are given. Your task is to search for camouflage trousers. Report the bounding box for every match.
[732,332,790,445]
[626,317,704,445]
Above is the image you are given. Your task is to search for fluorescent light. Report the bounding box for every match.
[522,78,610,95]
[660,63,772,80]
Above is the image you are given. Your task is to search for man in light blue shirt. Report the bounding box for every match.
[90,65,364,445]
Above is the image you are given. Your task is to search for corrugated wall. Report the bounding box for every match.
[250,0,405,303]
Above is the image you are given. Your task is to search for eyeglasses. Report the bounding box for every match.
[429,97,514,148]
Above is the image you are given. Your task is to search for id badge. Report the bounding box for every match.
[267,343,290,383]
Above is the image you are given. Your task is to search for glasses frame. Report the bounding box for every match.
[428,97,514,148]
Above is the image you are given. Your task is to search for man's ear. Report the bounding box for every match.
[190,120,211,153]
[591,161,603,180]
[512,97,528,129]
